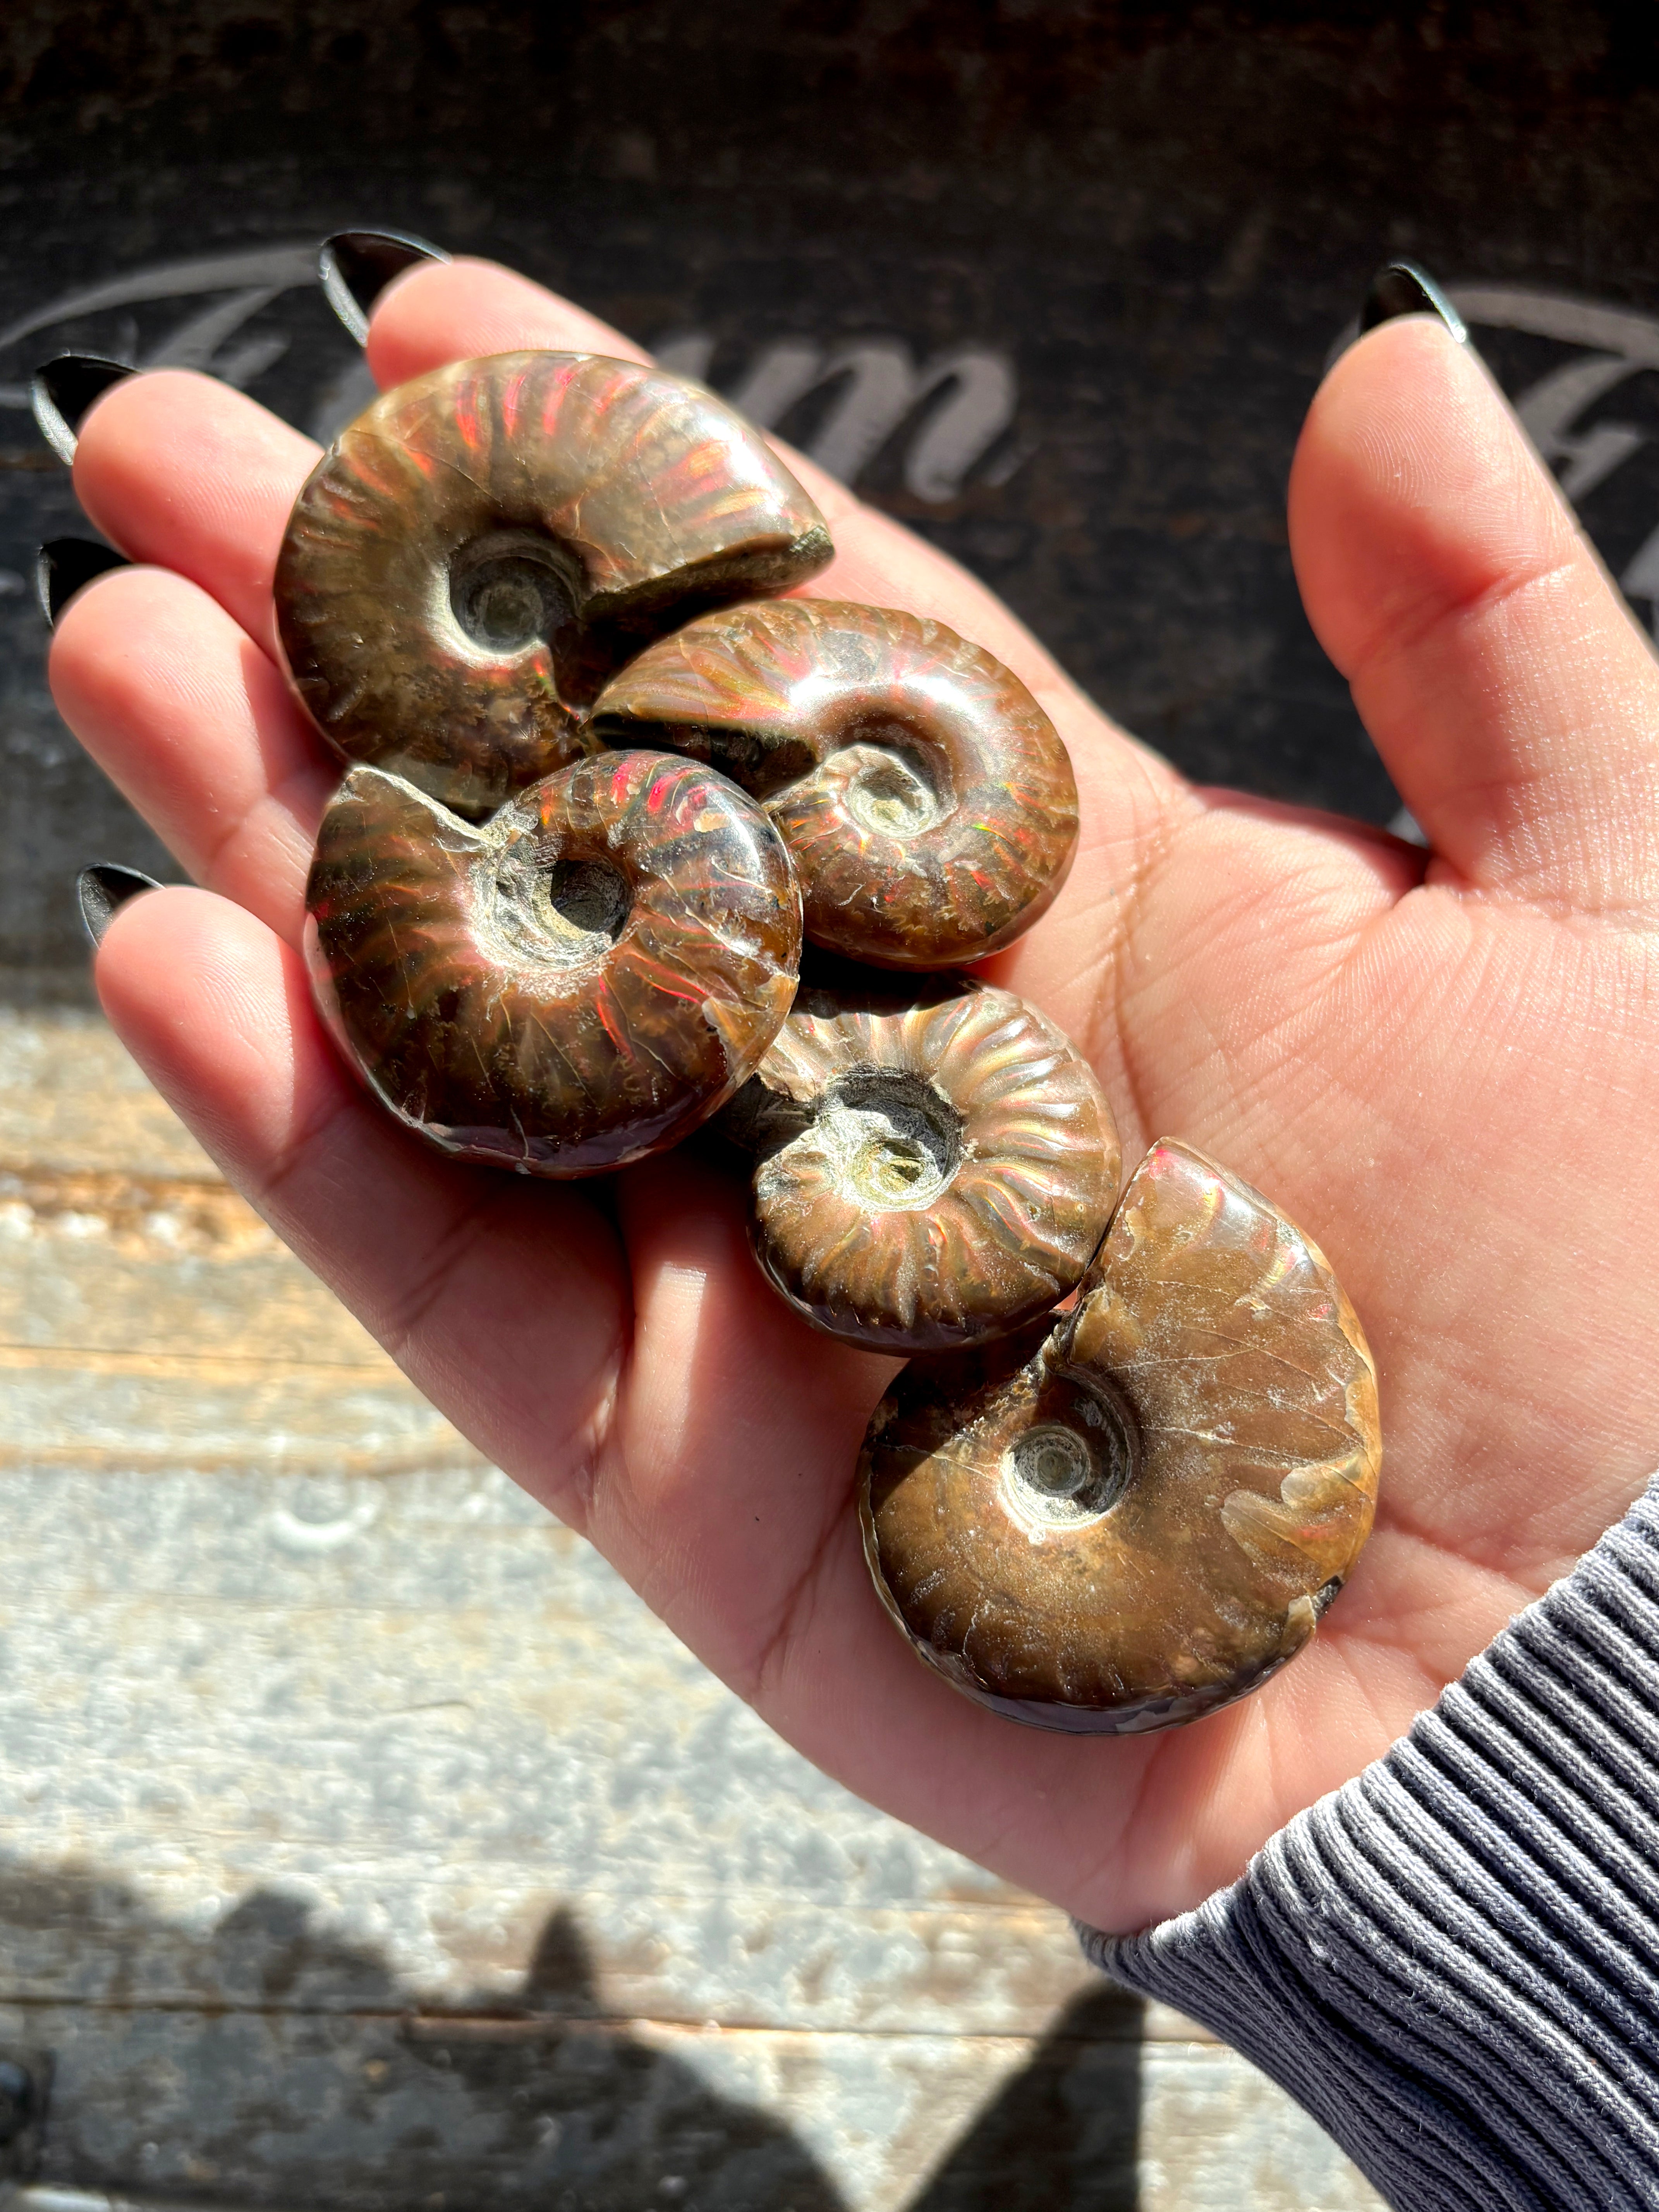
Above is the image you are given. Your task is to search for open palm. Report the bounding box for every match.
[53,258,1659,1935]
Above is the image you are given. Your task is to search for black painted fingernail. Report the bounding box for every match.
[77,864,162,949]
[1359,261,1467,344]
[31,354,136,464]
[35,538,131,628]
[320,228,450,345]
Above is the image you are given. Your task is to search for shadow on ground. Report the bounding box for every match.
[0,1862,1143,2210]
[908,1985,1142,2212]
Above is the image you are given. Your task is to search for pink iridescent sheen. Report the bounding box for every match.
[591,599,1079,966]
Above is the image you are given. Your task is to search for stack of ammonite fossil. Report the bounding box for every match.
[280,351,1381,1736]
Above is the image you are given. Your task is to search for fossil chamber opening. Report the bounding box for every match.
[487,845,632,970]
[835,741,943,838]
[448,531,578,656]
[816,1071,962,1210]
[1003,1398,1133,1526]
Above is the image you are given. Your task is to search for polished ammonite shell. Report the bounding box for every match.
[722,969,1121,1352]
[590,599,1079,967]
[276,352,833,817]
[306,750,802,1175]
[860,1139,1381,1731]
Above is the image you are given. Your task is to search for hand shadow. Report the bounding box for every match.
[0,1862,845,2212]
[904,1984,1143,2212]
[0,1860,1144,2210]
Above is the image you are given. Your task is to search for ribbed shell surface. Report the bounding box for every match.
[305,753,802,1175]
[276,352,833,816]
[861,1139,1381,1730]
[735,979,1120,1352]
[591,599,1078,965]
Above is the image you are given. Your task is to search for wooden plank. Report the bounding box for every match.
[0,1011,474,1472]
[0,1010,218,1180]
[0,1010,1384,2207]
[0,2002,1382,2212]
[0,1461,1109,2040]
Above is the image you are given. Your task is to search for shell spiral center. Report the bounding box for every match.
[449,531,574,656]
[1002,1402,1133,1526]
[485,847,632,970]
[819,1072,962,1211]
[839,746,941,838]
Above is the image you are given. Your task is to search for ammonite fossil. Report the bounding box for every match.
[722,969,1120,1352]
[590,599,1079,967]
[276,352,833,817]
[860,1139,1380,1730]
[306,750,802,1176]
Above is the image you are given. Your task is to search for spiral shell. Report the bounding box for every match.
[277,353,833,817]
[306,751,802,1175]
[724,971,1120,1352]
[591,599,1078,966]
[860,1139,1381,1731]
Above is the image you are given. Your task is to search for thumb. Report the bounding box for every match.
[1288,311,1659,912]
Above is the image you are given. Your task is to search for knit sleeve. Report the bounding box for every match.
[1083,1480,1659,2211]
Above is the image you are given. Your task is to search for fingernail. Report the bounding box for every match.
[77,864,161,949]
[31,354,136,464]
[1359,261,1468,345]
[319,228,450,345]
[36,538,131,628]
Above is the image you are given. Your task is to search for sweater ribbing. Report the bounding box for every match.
[1087,1483,1659,2210]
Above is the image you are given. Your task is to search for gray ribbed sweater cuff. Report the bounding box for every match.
[1083,1478,1659,2210]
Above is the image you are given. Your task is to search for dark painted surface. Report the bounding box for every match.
[6,4,1659,991]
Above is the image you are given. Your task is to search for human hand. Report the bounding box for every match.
[49,256,1659,1933]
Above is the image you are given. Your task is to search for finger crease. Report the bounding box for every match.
[379,1178,509,1358]
[1355,552,1583,690]
[742,1486,857,1709]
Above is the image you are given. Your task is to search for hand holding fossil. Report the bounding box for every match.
[46,252,1659,1933]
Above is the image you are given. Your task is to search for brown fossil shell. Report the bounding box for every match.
[860,1139,1381,1732]
[589,599,1079,966]
[724,971,1121,1352]
[276,353,834,818]
[305,750,802,1176]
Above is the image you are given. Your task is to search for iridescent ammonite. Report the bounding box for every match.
[860,1140,1381,1731]
[306,751,802,1176]
[722,970,1120,1352]
[590,599,1079,967]
[276,353,833,817]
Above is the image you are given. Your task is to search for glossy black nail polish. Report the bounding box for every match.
[1359,262,1467,345]
[31,354,136,464]
[319,228,450,345]
[77,864,161,949]
[35,538,131,629]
